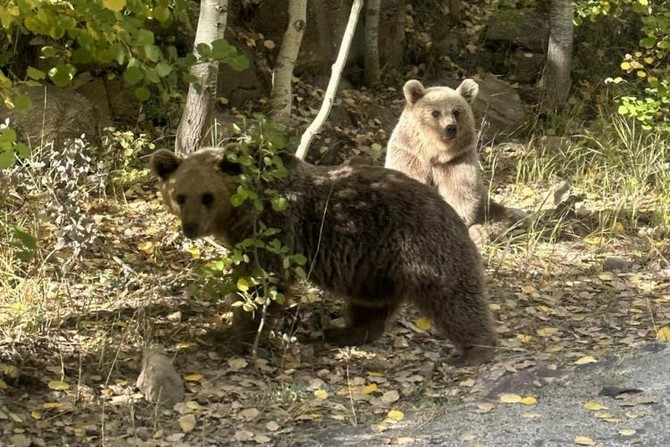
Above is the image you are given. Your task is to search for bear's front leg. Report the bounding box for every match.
[325,302,398,346]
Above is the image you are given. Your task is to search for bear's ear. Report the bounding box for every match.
[403,80,426,105]
[151,149,181,180]
[217,157,243,176]
[456,78,479,105]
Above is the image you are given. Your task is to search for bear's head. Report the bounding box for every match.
[150,148,242,240]
[402,78,478,144]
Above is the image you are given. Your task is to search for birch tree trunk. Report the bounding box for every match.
[175,0,229,155]
[295,0,363,160]
[271,0,308,124]
[539,0,574,112]
[364,0,381,87]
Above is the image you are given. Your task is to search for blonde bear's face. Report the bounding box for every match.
[150,148,241,240]
[403,78,478,144]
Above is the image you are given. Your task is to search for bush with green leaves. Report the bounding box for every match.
[576,0,670,130]
[196,118,307,316]
[0,0,247,109]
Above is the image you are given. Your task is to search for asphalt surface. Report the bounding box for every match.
[308,343,670,447]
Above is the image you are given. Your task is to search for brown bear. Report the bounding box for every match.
[150,146,498,366]
[384,79,517,243]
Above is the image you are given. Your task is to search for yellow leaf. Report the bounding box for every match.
[179,414,196,432]
[185,245,200,259]
[361,383,378,394]
[546,345,564,353]
[184,374,204,382]
[584,235,604,245]
[0,363,19,378]
[499,393,522,404]
[574,435,596,445]
[575,356,598,365]
[517,333,533,343]
[138,241,154,254]
[583,401,608,411]
[387,409,404,422]
[620,61,632,71]
[31,410,42,420]
[656,326,670,341]
[598,272,614,281]
[536,327,558,337]
[619,428,636,436]
[102,0,126,12]
[48,380,70,391]
[521,396,537,405]
[415,316,432,331]
[314,389,328,400]
[0,379,7,390]
[367,371,384,377]
[186,401,201,410]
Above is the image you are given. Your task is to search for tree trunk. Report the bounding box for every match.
[295,0,363,160]
[271,0,308,124]
[539,0,574,112]
[364,0,381,87]
[175,0,229,155]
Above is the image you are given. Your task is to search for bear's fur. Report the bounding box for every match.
[384,79,512,236]
[151,146,498,366]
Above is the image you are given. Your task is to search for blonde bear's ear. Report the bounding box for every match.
[150,149,181,180]
[456,78,479,105]
[403,79,426,105]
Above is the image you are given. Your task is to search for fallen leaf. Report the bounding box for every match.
[0,379,7,390]
[179,414,196,432]
[521,396,537,405]
[266,421,280,431]
[380,390,400,404]
[240,407,261,420]
[415,316,432,331]
[499,393,522,404]
[575,356,598,365]
[474,402,495,413]
[228,357,248,371]
[47,380,70,391]
[361,383,378,394]
[656,326,670,341]
[386,409,404,422]
[314,389,328,400]
[517,333,533,343]
[618,428,636,436]
[583,401,608,411]
[521,412,540,419]
[185,374,204,382]
[574,435,596,445]
[537,327,558,337]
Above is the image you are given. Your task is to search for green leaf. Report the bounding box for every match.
[640,36,656,49]
[123,66,144,85]
[27,67,46,80]
[102,0,126,13]
[226,55,249,71]
[155,62,173,77]
[0,128,17,144]
[13,94,32,113]
[271,196,288,211]
[144,44,162,62]
[40,46,57,58]
[12,227,37,250]
[48,64,76,87]
[196,43,212,58]
[237,277,250,292]
[0,147,16,169]
[211,39,236,60]
[14,143,30,158]
[134,86,151,101]
[154,5,171,22]
[144,67,160,83]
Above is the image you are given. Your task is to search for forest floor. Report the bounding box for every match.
[1,83,669,446]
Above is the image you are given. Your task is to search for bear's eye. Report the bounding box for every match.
[202,192,214,206]
[431,110,441,118]
[453,109,461,118]
[176,194,186,205]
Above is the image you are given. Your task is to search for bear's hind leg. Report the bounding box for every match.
[325,302,397,347]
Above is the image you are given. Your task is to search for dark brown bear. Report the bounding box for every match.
[150,146,498,366]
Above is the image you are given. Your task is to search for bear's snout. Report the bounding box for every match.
[182,222,200,238]
[444,124,458,139]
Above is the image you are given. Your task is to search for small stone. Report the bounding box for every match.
[602,257,633,272]
[136,348,184,406]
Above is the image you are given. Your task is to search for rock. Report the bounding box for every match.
[603,257,634,272]
[485,7,549,53]
[2,84,109,147]
[471,75,526,144]
[136,348,184,406]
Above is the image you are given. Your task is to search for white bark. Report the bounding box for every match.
[175,0,229,155]
[295,0,363,160]
[271,0,308,124]
[364,0,381,87]
[539,0,574,112]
